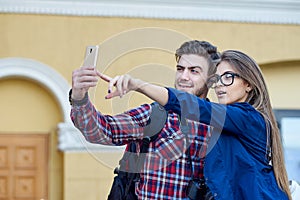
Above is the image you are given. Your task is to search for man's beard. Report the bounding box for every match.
[174,83,207,97]
[194,87,207,97]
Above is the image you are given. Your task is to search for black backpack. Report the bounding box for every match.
[107,103,167,200]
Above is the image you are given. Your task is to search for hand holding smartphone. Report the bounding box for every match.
[83,45,99,68]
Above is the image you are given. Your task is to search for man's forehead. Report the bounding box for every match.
[177,54,208,68]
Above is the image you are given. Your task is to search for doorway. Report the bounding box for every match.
[0,134,48,200]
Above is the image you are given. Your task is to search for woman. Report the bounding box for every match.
[102,50,292,199]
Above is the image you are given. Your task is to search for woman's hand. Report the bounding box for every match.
[97,71,168,105]
[97,72,144,99]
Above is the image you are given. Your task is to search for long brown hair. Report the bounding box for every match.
[220,50,292,199]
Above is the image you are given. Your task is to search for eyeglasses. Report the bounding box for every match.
[207,72,241,88]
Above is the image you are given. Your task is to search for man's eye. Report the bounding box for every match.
[191,69,199,73]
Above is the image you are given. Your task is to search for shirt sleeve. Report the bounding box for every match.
[70,98,152,145]
[164,87,265,136]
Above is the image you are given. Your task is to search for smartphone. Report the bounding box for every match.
[83,45,99,67]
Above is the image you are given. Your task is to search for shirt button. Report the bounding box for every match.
[214,193,218,197]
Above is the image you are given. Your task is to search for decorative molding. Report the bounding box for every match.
[58,122,126,152]
[0,57,71,122]
[0,57,122,152]
[0,0,300,24]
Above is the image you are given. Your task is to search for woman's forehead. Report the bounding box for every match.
[216,61,236,74]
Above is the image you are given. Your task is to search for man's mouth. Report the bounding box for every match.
[178,84,192,88]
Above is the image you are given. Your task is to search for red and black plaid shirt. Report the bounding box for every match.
[71,99,211,199]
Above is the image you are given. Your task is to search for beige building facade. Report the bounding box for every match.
[0,1,300,199]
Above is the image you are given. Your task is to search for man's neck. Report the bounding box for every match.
[197,91,208,99]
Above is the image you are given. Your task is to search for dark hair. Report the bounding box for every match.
[175,40,220,76]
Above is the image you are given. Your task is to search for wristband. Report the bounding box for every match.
[69,89,88,106]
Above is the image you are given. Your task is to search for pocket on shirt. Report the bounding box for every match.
[187,120,211,160]
[153,128,185,161]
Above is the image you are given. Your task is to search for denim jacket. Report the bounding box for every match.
[164,88,289,200]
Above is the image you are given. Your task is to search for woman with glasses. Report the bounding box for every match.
[102,50,292,199]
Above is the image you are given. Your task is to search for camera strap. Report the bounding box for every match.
[181,118,195,179]
[182,119,211,200]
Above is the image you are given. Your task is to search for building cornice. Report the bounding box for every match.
[0,0,300,24]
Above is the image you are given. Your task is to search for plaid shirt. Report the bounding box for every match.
[71,98,211,200]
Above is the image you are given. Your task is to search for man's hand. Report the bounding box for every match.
[72,66,99,100]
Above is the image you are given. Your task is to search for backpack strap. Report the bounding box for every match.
[137,102,167,168]
[123,102,167,198]
[143,102,167,139]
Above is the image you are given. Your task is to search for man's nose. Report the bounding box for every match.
[181,69,190,80]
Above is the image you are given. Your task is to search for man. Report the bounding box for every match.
[70,40,220,199]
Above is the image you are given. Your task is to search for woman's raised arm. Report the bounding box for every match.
[97,72,169,106]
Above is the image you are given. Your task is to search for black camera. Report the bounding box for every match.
[186,178,206,199]
[186,178,214,200]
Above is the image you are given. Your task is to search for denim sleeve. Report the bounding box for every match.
[164,88,219,129]
[164,87,262,135]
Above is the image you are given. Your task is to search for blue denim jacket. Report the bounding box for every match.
[164,88,288,200]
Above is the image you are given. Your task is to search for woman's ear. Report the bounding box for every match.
[243,80,252,93]
[245,83,252,93]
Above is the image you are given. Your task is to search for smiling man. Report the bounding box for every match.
[70,40,220,199]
